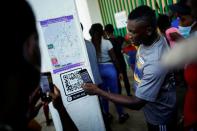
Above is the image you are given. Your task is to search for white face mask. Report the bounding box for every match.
[178,25,192,38]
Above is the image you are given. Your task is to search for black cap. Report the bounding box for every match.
[169,0,191,15]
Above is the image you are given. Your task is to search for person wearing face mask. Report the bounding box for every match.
[163,0,197,130]
[169,0,196,39]
[162,0,197,131]
[167,2,195,128]
[168,0,195,89]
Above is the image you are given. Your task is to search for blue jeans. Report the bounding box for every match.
[99,63,124,117]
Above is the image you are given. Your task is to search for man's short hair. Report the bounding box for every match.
[128,5,157,29]
[104,24,114,33]
[157,14,171,33]
[169,1,191,15]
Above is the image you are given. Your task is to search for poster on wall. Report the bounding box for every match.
[40,15,85,74]
[28,0,106,130]
[114,11,127,29]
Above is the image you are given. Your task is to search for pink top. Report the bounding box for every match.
[165,27,180,48]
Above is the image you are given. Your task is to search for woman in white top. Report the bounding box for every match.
[89,23,129,123]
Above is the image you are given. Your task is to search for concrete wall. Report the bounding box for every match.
[86,0,103,24]
[75,0,103,40]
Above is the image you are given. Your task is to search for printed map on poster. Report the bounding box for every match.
[40,15,85,73]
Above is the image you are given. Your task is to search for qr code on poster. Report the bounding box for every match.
[60,68,83,96]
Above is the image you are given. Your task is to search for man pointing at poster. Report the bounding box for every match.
[82,5,176,131]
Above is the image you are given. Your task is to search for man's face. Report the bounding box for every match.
[127,19,149,46]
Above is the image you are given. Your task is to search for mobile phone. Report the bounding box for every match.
[78,69,93,83]
[40,72,53,102]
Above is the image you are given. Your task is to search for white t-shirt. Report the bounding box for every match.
[98,38,113,63]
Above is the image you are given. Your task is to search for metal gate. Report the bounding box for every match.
[98,0,179,36]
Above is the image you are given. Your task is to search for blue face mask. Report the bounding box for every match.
[178,25,192,38]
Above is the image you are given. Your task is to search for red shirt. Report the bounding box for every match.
[122,44,137,54]
[184,63,197,127]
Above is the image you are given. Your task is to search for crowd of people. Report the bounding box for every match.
[0,0,196,131]
[83,0,197,131]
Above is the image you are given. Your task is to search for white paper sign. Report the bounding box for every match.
[114,11,127,29]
